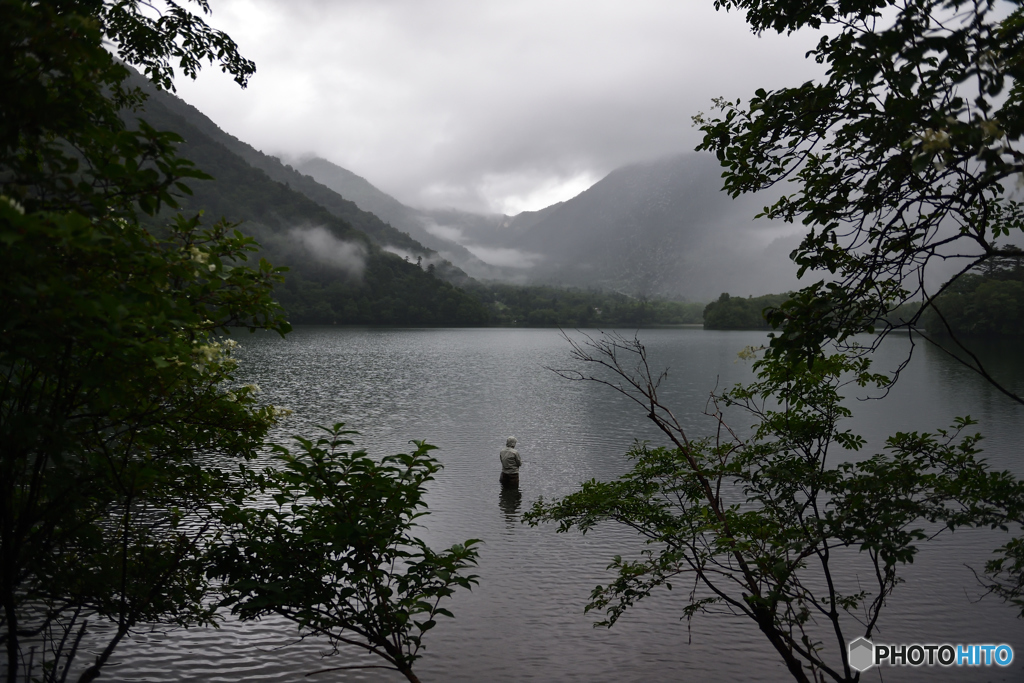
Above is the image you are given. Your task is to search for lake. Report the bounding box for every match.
[109,327,1023,681]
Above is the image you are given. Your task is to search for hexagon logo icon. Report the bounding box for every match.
[848,637,875,672]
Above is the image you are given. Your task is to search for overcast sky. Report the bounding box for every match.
[174,0,824,214]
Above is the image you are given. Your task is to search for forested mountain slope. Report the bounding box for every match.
[132,78,489,325]
[294,157,518,281]
[131,77,803,311]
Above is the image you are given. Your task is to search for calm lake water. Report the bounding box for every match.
[108,327,1023,682]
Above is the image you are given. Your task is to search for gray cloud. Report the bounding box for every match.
[176,0,825,213]
[461,244,545,269]
[290,226,367,278]
[421,219,544,268]
[421,221,465,244]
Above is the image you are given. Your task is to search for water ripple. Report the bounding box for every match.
[98,328,1024,682]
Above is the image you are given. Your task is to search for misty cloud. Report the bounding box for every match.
[422,219,543,269]
[172,0,827,214]
[462,245,545,269]
[290,226,366,278]
[421,221,465,243]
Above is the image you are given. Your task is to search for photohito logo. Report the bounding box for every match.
[848,637,1014,672]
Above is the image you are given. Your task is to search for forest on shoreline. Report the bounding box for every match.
[704,256,1024,337]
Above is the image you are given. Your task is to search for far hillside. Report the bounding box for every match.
[703,292,790,330]
[298,154,805,301]
[704,291,926,332]
[129,72,491,326]
[131,71,711,329]
[474,285,703,327]
[923,248,1024,337]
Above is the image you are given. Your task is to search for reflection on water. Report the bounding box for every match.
[104,328,1024,682]
[934,336,1024,397]
[499,483,523,523]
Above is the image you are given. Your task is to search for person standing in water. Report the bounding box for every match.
[499,436,521,487]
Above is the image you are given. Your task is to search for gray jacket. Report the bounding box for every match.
[499,437,521,474]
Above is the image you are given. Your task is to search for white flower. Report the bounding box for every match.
[979,118,1003,141]
[194,342,223,363]
[1,195,25,215]
[189,246,209,264]
[269,405,294,419]
[919,128,950,152]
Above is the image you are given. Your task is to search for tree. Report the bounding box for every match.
[3,5,481,681]
[1,207,288,683]
[691,0,1024,619]
[527,333,1024,682]
[695,0,1024,402]
[917,246,1024,336]
[214,426,480,683]
[1,2,287,681]
[2,0,253,218]
[703,291,791,329]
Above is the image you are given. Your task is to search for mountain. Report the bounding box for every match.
[292,157,517,281]
[129,76,489,325]
[150,72,802,304]
[124,70,807,325]
[447,153,803,300]
[297,153,802,301]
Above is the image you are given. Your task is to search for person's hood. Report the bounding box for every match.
[506,437,517,448]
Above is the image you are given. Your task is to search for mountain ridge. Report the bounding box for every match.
[132,75,480,279]
[295,152,803,300]
[129,74,490,325]
[292,157,509,280]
